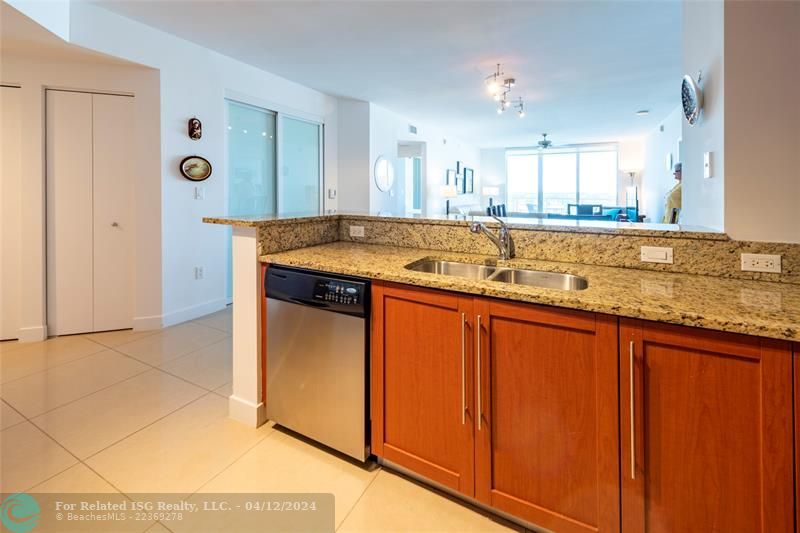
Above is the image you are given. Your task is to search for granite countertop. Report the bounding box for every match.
[260,241,800,343]
[204,212,726,240]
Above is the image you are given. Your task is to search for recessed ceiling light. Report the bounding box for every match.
[636,109,650,116]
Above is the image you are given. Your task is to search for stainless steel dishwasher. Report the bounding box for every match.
[265,266,369,462]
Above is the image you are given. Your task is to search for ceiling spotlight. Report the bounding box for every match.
[493,92,501,102]
[636,109,650,116]
[497,105,504,114]
[484,63,503,95]
[518,109,525,118]
[503,99,511,109]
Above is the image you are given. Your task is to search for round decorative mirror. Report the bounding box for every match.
[373,156,395,192]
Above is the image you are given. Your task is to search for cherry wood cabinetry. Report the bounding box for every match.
[370,282,796,532]
[371,282,620,530]
[371,283,475,496]
[474,299,620,533]
[620,319,794,533]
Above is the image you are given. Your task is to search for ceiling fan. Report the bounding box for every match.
[537,133,553,149]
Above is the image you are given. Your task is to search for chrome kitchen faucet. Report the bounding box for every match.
[470,216,515,260]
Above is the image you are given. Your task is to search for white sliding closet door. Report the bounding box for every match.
[92,94,134,332]
[0,86,22,340]
[47,90,134,336]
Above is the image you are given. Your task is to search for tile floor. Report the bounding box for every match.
[0,307,523,532]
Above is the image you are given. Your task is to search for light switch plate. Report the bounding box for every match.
[328,188,337,199]
[703,152,713,179]
[194,186,205,200]
[741,253,781,273]
[349,225,365,238]
[641,246,674,264]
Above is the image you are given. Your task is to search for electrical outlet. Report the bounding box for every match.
[640,246,674,264]
[349,225,365,238]
[194,266,204,279]
[740,253,781,273]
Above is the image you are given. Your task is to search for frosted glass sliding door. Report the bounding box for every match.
[227,101,277,216]
[226,100,276,298]
[279,116,322,215]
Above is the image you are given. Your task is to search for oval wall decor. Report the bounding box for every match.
[179,155,212,181]
[681,73,703,126]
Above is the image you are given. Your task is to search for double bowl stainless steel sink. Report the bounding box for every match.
[405,259,588,291]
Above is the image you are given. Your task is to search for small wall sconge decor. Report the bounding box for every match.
[180,155,212,181]
[188,117,202,140]
[681,72,703,126]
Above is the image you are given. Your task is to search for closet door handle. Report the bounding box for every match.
[629,340,636,480]
[461,312,466,425]
[476,314,482,431]
[111,222,120,228]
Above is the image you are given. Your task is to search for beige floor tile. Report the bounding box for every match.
[1,399,25,430]
[159,338,231,390]
[33,369,206,459]
[1,350,150,418]
[183,430,378,530]
[29,463,119,493]
[86,394,271,495]
[0,339,23,354]
[338,470,519,533]
[115,323,229,366]
[29,465,158,532]
[0,335,106,383]
[193,307,232,333]
[86,328,161,348]
[143,523,173,533]
[213,382,232,397]
[0,421,77,492]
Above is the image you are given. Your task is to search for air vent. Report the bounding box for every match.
[408,124,418,135]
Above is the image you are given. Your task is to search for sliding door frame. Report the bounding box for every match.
[223,90,325,217]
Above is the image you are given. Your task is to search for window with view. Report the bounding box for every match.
[505,145,618,215]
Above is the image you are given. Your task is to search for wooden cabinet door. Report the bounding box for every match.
[620,319,793,533]
[371,283,475,496]
[474,299,620,533]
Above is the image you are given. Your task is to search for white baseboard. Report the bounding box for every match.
[228,395,267,428]
[132,315,164,331]
[18,325,47,343]
[161,297,229,328]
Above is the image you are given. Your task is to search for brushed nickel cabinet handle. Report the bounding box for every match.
[461,312,466,425]
[477,314,482,431]
[629,340,636,480]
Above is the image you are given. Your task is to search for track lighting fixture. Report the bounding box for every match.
[484,64,524,118]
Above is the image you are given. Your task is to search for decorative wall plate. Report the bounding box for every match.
[180,156,212,181]
[681,73,703,126]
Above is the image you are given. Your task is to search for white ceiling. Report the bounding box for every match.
[0,3,132,65]
[97,1,682,148]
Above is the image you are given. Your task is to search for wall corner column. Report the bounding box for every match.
[229,226,266,427]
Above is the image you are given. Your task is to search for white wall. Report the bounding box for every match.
[680,0,724,231]
[52,2,341,326]
[642,106,682,223]
[723,1,800,244]
[479,148,507,208]
[0,51,162,339]
[336,101,480,216]
[336,99,370,213]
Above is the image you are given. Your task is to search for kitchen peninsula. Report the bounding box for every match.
[206,212,800,533]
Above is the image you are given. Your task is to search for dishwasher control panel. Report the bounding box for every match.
[266,265,369,318]
[314,280,363,305]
